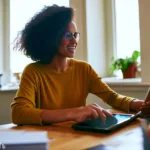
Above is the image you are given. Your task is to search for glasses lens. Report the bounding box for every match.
[74,32,80,39]
[64,32,72,39]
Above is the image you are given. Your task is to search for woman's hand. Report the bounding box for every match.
[141,88,150,117]
[131,99,150,117]
[130,99,144,111]
[141,101,150,117]
[41,104,112,124]
[69,103,113,123]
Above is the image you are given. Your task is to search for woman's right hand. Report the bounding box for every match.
[41,104,113,124]
[69,103,113,123]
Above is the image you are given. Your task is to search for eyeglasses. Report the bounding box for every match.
[64,32,80,41]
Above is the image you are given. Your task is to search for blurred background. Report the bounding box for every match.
[0,0,150,124]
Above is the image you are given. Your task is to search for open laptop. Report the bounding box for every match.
[72,88,150,133]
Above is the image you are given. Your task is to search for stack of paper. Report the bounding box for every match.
[0,130,50,150]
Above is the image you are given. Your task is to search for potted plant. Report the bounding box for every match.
[110,50,140,78]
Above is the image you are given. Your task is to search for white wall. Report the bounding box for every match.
[0,0,11,85]
[86,0,107,76]
[0,91,15,124]
[70,0,87,61]
[105,0,117,71]
[139,0,150,83]
[0,0,3,74]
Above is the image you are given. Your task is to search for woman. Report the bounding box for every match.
[11,5,149,125]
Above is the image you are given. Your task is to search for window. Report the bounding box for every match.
[10,0,69,73]
[115,0,140,58]
[112,0,140,78]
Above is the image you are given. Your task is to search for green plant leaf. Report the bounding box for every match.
[131,50,140,62]
[109,50,140,75]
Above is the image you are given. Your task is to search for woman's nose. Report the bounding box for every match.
[70,37,78,44]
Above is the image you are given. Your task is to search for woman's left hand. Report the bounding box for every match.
[130,99,144,112]
[131,99,150,117]
[141,101,150,117]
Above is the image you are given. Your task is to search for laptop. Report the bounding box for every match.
[72,87,150,133]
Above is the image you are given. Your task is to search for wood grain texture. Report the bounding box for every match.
[0,118,142,150]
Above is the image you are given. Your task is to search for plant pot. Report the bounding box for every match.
[122,63,137,78]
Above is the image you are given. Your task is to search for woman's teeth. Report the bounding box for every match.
[67,47,75,51]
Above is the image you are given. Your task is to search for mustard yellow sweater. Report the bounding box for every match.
[11,59,134,125]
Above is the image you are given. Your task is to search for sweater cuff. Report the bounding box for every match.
[33,109,43,125]
[121,97,136,113]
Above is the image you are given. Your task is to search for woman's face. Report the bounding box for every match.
[58,21,80,58]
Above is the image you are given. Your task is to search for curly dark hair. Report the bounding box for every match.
[14,5,74,64]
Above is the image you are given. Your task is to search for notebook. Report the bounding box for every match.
[0,130,50,150]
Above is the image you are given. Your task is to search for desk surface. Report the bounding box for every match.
[0,118,144,150]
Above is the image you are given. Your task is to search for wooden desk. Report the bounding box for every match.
[0,119,143,150]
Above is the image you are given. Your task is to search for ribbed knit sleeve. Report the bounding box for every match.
[88,65,135,112]
[11,64,43,125]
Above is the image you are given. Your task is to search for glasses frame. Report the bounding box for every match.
[64,31,80,41]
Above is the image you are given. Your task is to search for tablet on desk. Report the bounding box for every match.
[72,111,141,133]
